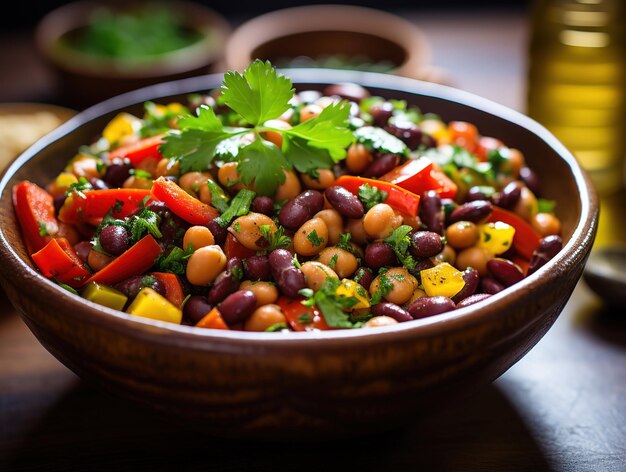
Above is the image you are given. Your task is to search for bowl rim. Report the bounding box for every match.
[34,0,232,78]
[0,68,598,349]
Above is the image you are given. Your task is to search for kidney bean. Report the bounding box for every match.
[244,255,272,281]
[294,190,325,214]
[451,268,479,304]
[269,248,306,298]
[365,242,397,270]
[456,293,492,308]
[323,83,370,102]
[384,121,423,150]
[158,211,187,248]
[90,177,110,190]
[325,186,364,218]
[487,258,524,287]
[103,157,132,187]
[369,102,394,127]
[113,274,166,300]
[480,277,505,295]
[279,201,310,229]
[448,200,493,224]
[528,235,563,275]
[493,181,522,209]
[520,166,541,196]
[218,290,257,325]
[419,190,445,235]
[207,257,243,305]
[371,302,413,322]
[407,296,456,319]
[353,267,374,290]
[206,218,228,246]
[251,196,274,215]
[99,225,130,256]
[422,133,437,149]
[466,186,493,202]
[184,295,213,324]
[73,240,92,263]
[362,153,401,178]
[410,231,444,258]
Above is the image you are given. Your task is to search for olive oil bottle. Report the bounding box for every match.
[527,0,626,195]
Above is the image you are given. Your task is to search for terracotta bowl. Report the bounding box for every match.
[0,70,597,439]
[35,0,231,109]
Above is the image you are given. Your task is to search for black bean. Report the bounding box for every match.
[269,249,306,298]
[73,241,92,263]
[384,121,423,150]
[113,275,166,300]
[451,268,480,304]
[244,255,272,281]
[219,290,257,325]
[103,157,132,187]
[206,218,228,246]
[407,296,456,319]
[448,200,493,224]
[410,231,444,258]
[493,181,522,209]
[184,296,213,324]
[456,293,492,308]
[364,242,397,270]
[323,83,370,102]
[487,258,524,287]
[480,277,505,295]
[520,166,541,196]
[371,302,413,322]
[251,196,274,215]
[325,186,364,218]
[294,190,325,215]
[419,190,444,235]
[362,153,401,178]
[369,102,394,127]
[99,225,130,256]
[353,267,374,290]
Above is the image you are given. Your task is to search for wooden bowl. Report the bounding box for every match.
[0,70,598,439]
[35,0,231,109]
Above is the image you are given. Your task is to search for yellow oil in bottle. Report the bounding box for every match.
[527,0,626,196]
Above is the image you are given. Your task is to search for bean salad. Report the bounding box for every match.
[13,61,563,332]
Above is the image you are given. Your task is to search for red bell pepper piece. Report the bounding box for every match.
[379,158,457,199]
[31,238,91,288]
[277,296,329,331]
[224,233,256,260]
[334,175,420,217]
[108,134,165,166]
[12,180,59,254]
[489,206,541,260]
[150,176,219,225]
[85,235,162,286]
[58,188,152,225]
[150,272,184,307]
[196,307,229,330]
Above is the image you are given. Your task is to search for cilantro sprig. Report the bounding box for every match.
[300,278,363,329]
[358,183,388,210]
[160,60,355,195]
[383,225,416,270]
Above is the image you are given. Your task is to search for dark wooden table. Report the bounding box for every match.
[1,9,625,472]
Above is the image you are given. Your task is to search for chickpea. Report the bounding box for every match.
[446,221,479,249]
[274,169,302,202]
[408,287,428,305]
[70,156,103,180]
[500,148,525,178]
[364,316,398,328]
[155,158,180,178]
[87,249,114,271]
[179,171,207,196]
[218,162,244,191]
[294,217,329,257]
[183,226,215,251]
[244,304,287,332]
[301,169,336,190]
[456,246,492,276]
[433,245,457,266]
[315,209,343,245]
[197,184,213,205]
[369,267,418,305]
[239,281,279,306]
[262,119,291,149]
[363,203,403,240]
[345,218,368,245]
[135,156,159,178]
[122,175,153,189]
[317,247,358,278]
[300,104,323,122]
[532,212,561,236]
[513,186,538,222]
[186,245,227,285]
[402,213,422,230]
[300,261,339,291]
[230,213,276,251]
[345,143,373,174]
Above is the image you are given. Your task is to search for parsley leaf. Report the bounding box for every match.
[303,277,360,329]
[354,126,408,156]
[306,229,324,247]
[358,183,388,210]
[216,188,256,227]
[237,139,290,196]
[65,176,93,197]
[220,59,294,126]
[282,136,334,177]
[383,225,416,270]
[259,224,292,252]
[128,207,162,243]
[370,268,395,305]
[155,245,193,274]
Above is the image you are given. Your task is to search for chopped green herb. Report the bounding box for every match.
[370,268,395,305]
[301,277,361,329]
[129,168,152,179]
[297,314,313,325]
[383,225,416,270]
[65,176,93,197]
[216,189,256,227]
[38,221,49,237]
[354,126,408,156]
[128,207,162,242]
[154,245,193,274]
[306,229,324,247]
[538,198,556,214]
[206,179,230,213]
[265,322,288,332]
[328,253,339,269]
[358,183,388,210]
[259,224,292,252]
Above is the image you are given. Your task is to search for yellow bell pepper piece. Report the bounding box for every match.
[126,287,182,324]
[102,112,141,144]
[82,282,128,311]
[420,118,450,144]
[420,262,465,298]
[336,279,370,309]
[54,172,78,190]
[477,221,515,255]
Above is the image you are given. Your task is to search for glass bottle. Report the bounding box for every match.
[527,0,626,196]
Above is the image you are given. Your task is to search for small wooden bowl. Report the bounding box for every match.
[35,0,231,109]
[0,70,598,439]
